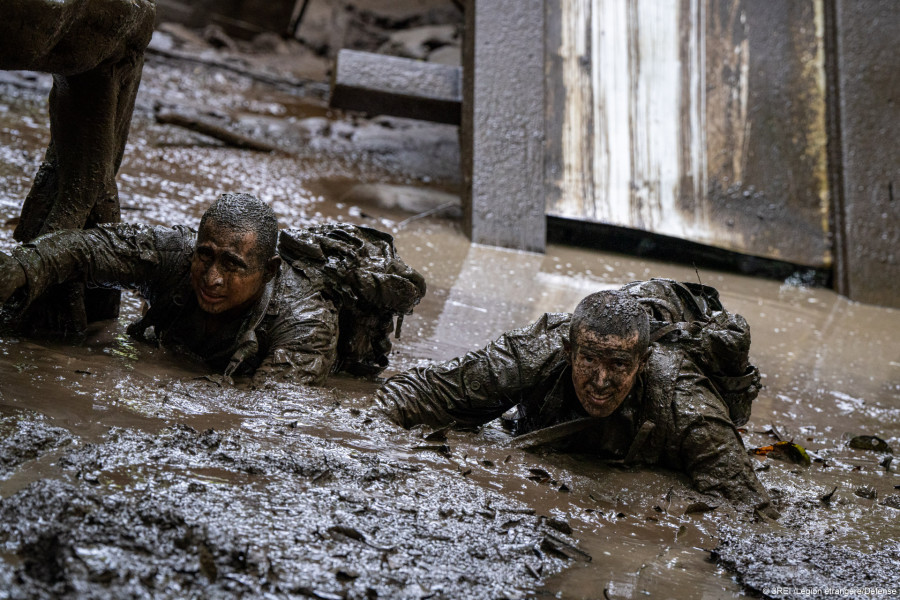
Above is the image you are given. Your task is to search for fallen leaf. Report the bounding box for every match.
[751,441,811,467]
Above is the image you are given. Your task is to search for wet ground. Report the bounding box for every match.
[1,27,899,600]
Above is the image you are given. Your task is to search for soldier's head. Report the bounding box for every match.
[564,290,650,418]
[191,193,281,317]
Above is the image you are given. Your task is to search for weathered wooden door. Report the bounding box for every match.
[544,0,830,268]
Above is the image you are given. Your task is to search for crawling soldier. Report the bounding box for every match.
[0,193,425,385]
[376,284,777,517]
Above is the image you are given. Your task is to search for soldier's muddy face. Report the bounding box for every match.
[190,222,273,316]
[567,328,646,418]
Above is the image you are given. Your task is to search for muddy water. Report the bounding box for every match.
[1,52,899,599]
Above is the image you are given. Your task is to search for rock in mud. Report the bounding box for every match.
[848,435,893,454]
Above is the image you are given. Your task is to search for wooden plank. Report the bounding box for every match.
[329,49,462,125]
[545,0,830,268]
[462,0,546,252]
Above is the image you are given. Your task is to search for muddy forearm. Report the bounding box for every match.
[374,367,471,428]
[11,224,161,306]
[375,314,571,429]
[251,299,339,386]
[682,420,775,514]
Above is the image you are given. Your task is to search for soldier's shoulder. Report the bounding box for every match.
[512,312,571,336]
[149,224,196,253]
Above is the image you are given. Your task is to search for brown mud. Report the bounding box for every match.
[1,21,899,600]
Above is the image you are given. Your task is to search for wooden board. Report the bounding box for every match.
[544,0,830,268]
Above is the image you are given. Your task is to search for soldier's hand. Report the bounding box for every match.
[0,250,26,304]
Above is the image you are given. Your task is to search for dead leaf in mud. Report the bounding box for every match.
[879,494,900,509]
[683,501,718,515]
[328,525,366,542]
[327,525,394,552]
[543,517,573,535]
[334,568,359,582]
[411,444,451,456]
[854,486,877,500]
[751,441,811,467]
[192,374,231,387]
[539,534,591,562]
[848,435,893,453]
[526,467,553,483]
[423,424,452,442]
[820,486,838,504]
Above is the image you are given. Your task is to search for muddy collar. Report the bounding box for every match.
[223,268,279,377]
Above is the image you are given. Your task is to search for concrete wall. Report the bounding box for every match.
[461,0,546,252]
[829,0,899,308]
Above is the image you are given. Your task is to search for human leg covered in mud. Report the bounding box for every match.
[0,0,156,332]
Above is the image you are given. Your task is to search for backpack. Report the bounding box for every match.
[620,278,761,426]
[277,223,426,377]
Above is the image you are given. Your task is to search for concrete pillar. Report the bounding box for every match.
[462,0,546,253]
[828,0,900,308]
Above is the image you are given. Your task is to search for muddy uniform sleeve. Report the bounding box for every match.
[375,313,570,428]
[670,357,777,517]
[251,289,339,387]
[11,224,183,306]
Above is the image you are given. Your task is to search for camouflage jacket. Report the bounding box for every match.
[11,223,424,385]
[376,312,773,512]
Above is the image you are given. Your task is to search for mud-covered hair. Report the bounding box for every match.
[199,193,278,266]
[570,290,650,352]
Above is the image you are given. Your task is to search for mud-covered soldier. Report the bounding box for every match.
[376,284,777,517]
[0,194,425,385]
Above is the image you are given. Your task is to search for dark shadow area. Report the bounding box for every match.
[547,216,832,288]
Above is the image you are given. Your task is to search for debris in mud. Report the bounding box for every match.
[880,495,900,510]
[819,486,837,504]
[422,423,452,442]
[714,507,900,599]
[542,517,573,536]
[682,501,718,515]
[750,441,811,467]
[0,412,73,478]
[410,443,451,456]
[854,486,877,500]
[539,534,591,563]
[0,421,571,598]
[848,435,893,453]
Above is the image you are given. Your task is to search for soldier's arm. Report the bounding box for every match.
[8,224,181,308]
[672,362,779,518]
[375,313,570,428]
[249,291,339,387]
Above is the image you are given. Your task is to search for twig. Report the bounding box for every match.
[395,201,458,229]
[155,109,287,153]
